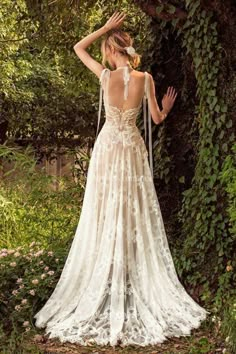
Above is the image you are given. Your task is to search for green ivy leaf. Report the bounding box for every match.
[226,119,232,128]
[156,5,164,14]
[167,4,176,14]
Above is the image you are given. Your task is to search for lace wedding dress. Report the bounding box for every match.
[34,66,210,347]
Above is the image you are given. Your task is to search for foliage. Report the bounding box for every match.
[0,0,149,154]
[165,0,236,310]
[219,143,236,237]
[220,296,236,354]
[0,143,85,249]
[0,242,67,351]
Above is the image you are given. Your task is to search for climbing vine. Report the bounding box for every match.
[166,0,235,308]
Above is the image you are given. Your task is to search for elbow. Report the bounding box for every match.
[153,115,161,125]
[73,43,82,52]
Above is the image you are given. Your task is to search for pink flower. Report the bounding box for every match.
[17,278,23,284]
[47,271,54,276]
[39,260,44,265]
[12,290,18,295]
[44,266,49,271]
[23,321,29,327]
[19,284,24,289]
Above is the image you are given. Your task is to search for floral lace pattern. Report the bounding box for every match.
[33,68,210,346]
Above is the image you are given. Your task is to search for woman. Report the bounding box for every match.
[34,11,209,347]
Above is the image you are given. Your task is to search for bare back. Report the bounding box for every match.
[102,67,146,111]
[95,66,153,178]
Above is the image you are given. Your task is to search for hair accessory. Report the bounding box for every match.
[124,46,136,57]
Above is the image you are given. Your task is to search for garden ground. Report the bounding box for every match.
[22,325,227,354]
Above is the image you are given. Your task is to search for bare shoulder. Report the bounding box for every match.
[132,70,153,80]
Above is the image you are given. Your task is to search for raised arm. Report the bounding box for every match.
[73,11,126,79]
[148,73,177,124]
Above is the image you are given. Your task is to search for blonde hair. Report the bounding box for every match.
[101,29,141,69]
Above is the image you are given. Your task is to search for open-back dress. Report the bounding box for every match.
[34,66,209,347]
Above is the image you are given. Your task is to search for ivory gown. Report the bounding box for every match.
[34,66,210,346]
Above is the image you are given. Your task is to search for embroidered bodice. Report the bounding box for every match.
[94,67,153,178]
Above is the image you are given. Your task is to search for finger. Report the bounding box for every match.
[115,12,126,22]
[111,11,119,19]
[117,14,126,24]
[170,87,175,98]
[112,11,121,21]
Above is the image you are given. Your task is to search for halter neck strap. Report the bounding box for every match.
[95,68,110,141]
[123,66,130,101]
[143,72,153,179]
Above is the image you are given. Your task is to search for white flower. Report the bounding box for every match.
[29,289,35,296]
[21,299,27,305]
[34,250,44,257]
[47,270,54,276]
[32,279,39,285]
[124,46,136,56]
[10,262,17,267]
[16,278,23,284]
[23,321,29,327]
[40,274,46,279]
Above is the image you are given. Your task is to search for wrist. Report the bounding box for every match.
[162,108,169,115]
[102,24,110,32]
[159,109,169,123]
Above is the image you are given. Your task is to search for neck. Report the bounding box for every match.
[115,61,131,69]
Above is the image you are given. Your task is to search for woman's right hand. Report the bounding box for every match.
[161,86,178,114]
[104,11,126,31]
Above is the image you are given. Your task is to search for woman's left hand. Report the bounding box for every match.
[104,11,126,31]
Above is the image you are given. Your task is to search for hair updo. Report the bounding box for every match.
[101,29,141,69]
